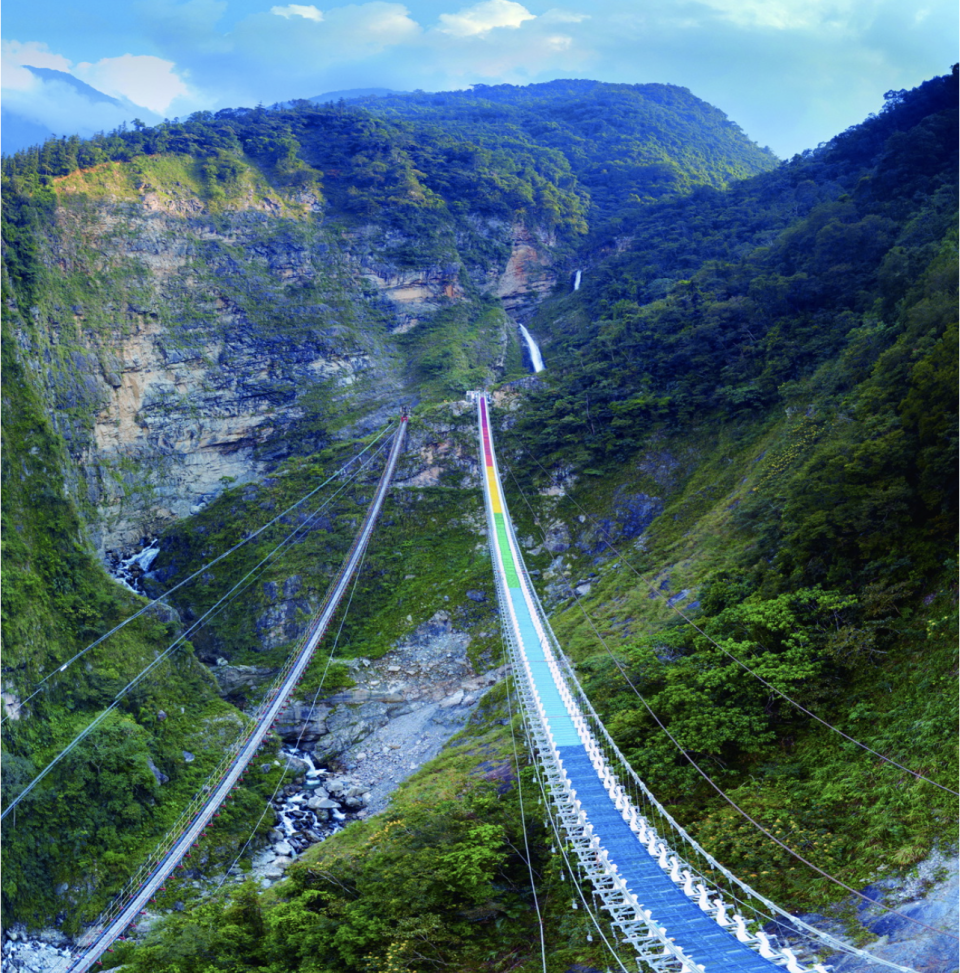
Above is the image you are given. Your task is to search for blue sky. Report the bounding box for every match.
[2,0,957,157]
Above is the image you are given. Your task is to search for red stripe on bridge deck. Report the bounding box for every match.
[480,397,493,466]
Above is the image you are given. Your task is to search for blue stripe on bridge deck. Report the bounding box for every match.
[505,567,774,970]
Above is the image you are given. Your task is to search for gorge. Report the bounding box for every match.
[1,73,957,973]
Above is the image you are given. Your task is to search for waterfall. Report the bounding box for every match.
[573,269,582,291]
[518,324,545,373]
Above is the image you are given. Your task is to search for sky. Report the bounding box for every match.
[2,0,957,157]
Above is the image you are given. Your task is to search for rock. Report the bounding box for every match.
[212,664,278,696]
[274,701,329,742]
[466,589,487,602]
[183,751,195,763]
[438,690,464,709]
[273,840,294,856]
[283,754,311,774]
[146,757,169,785]
[307,797,339,810]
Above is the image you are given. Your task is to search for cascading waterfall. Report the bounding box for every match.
[573,269,582,291]
[518,323,545,373]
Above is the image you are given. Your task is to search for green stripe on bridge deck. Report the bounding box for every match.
[494,514,520,587]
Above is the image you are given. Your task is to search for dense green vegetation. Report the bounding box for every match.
[0,290,294,930]
[355,79,778,221]
[499,66,958,908]
[147,408,499,678]
[0,66,956,972]
[104,686,636,973]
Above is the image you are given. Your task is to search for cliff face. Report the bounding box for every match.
[19,155,557,555]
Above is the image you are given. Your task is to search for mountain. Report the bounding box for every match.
[353,78,780,221]
[1,67,154,156]
[0,71,956,969]
[309,86,406,102]
[22,66,126,107]
[0,107,54,155]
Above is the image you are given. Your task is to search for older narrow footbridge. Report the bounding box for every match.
[52,420,409,973]
[8,398,935,973]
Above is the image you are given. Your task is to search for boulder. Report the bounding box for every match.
[146,757,169,785]
[212,664,277,696]
[307,796,339,810]
[438,690,464,709]
[273,701,329,742]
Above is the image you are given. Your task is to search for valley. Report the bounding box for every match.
[1,73,957,973]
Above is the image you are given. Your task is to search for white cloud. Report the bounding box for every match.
[692,0,863,31]
[2,39,73,72]
[75,54,192,113]
[332,2,420,40]
[439,0,536,37]
[541,9,590,25]
[271,4,325,21]
[2,59,39,93]
[2,76,143,141]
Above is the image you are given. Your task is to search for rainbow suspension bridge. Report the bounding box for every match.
[5,401,946,973]
[475,393,934,973]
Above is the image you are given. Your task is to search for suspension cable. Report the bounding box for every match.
[503,651,549,973]
[504,428,958,797]
[507,663,631,973]
[2,424,393,726]
[2,436,392,821]
[212,537,374,893]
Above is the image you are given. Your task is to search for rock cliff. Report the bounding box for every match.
[19,155,558,557]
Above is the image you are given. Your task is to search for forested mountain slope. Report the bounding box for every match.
[341,78,778,220]
[0,69,956,972]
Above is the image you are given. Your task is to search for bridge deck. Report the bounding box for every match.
[479,394,776,972]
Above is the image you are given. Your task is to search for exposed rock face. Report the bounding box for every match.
[211,663,279,697]
[495,224,558,321]
[809,850,960,973]
[24,161,559,555]
[249,609,507,815]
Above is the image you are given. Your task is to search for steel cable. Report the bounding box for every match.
[2,424,393,726]
[500,453,958,949]
[2,434,393,822]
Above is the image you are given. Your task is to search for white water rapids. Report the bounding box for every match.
[573,269,582,291]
